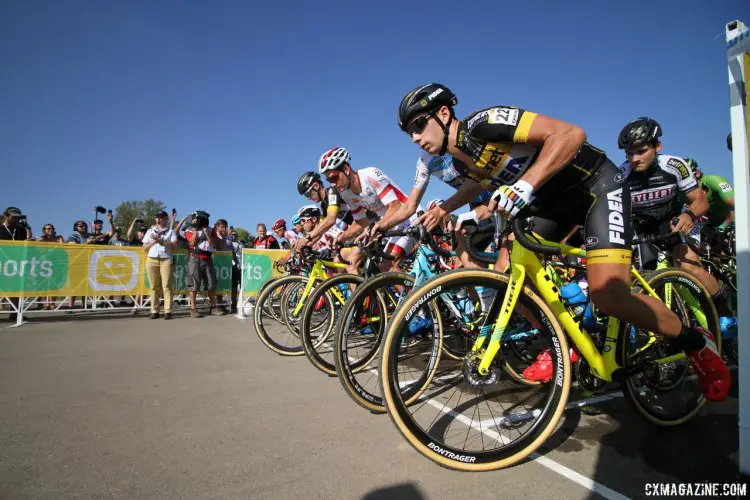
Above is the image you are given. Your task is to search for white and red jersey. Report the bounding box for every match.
[285,229,300,244]
[340,167,409,221]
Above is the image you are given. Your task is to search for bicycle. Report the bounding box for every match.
[334,225,500,413]
[298,237,403,375]
[378,207,719,471]
[253,247,346,356]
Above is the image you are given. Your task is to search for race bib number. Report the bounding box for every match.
[487,107,520,126]
[719,182,732,192]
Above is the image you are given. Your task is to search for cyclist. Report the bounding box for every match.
[271,219,297,249]
[274,205,346,268]
[378,151,493,270]
[689,159,734,231]
[617,119,735,329]
[290,215,304,239]
[317,147,418,274]
[397,83,729,401]
[294,171,353,251]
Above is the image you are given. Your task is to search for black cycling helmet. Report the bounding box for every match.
[727,133,733,152]
[398,83,457,131]
[297,171,321,195]
[398,83,457,156]
[617,117,663,150]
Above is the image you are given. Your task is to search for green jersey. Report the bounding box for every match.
[700,175,734,227]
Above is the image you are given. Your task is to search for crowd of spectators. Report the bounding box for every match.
[0,206,292,321]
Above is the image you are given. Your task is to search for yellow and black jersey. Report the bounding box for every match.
[455,106,608,194]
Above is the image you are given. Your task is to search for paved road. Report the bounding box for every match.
[0,312,743,499]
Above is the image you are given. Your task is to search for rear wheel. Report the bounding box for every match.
[619,268,720,426]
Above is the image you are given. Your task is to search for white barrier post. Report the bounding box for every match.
[726,19,750,479]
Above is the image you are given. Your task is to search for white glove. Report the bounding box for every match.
[455,210,479,231]
[490,180,535,219]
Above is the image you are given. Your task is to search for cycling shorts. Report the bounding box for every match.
[527,159,634,265]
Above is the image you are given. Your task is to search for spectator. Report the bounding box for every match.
[89,211,114,244]
[216,219,241,313]
[0,207,32,241]
[67,221,96,244]
[37,223,63,310]
[38,224,64,243]
[253,223,279,249]
[143,210,178,320]
[127,217,148,245]
[65,220,95,309]
[184,211,225,318]
[1,207,31,322]
[109,227,132,246]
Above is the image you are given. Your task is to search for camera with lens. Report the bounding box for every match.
[191,210,210,229]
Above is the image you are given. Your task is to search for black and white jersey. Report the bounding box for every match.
[618,154,698,228]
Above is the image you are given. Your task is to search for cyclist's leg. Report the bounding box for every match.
[340,247,363,274]
[584,160,728,400]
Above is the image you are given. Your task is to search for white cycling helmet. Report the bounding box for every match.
[319,147,351,174]
[297,204,321,219]
[427,199,444,211]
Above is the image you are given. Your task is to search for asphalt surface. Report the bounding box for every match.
[0,311,744,499]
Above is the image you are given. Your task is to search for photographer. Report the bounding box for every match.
[127,217,148,245]
[0,207,32,241]
[183,211,225,318]
[1,207,31,322]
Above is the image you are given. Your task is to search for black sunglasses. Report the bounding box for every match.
[44,227,55,231]
[405,114,433,136]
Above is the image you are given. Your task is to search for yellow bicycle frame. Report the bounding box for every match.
[291,258,347,317]
[472,234,685,381]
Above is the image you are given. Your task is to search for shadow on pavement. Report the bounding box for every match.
[362,482,426,500]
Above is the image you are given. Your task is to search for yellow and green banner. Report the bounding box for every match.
[0,241,232,297]
[241,249,287,297]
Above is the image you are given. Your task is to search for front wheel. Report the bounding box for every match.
[380,268,571,471]
[253,275,308,356]
[300,274,363,376]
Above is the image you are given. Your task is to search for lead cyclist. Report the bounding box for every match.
[398,82,730,401]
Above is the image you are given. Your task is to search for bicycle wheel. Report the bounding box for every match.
[380,269,571,471]
[253,275,307,356]
[300,274,363,375]
[334,272,442,413]
[619,268,720,426]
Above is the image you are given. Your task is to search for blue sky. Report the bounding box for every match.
[1,0,746,236]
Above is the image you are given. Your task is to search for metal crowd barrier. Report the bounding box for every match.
[0,241,234,326]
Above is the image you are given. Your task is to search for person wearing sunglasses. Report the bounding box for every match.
[317,147,418,275]
[397,82,729,401]
[294,171,354,251]
[67,221,96,244]
[37,224,64,244]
